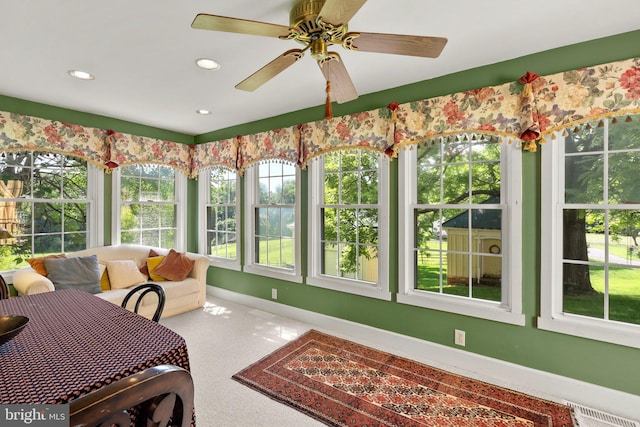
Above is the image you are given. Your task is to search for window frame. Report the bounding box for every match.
[539,127,640,349]
[112,164,187,251]
[198,167,241,271]
[243,161,302,283]
[0,151,102,274]
[397,137,524,325]
[307,150,391,300]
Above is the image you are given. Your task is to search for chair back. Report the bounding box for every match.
[0,274,9,300]
[121,283,166,322]
[70,364,194,427]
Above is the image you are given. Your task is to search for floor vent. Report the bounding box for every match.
[566,401,640,427]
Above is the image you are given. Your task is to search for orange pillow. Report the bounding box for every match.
[152,249,195,281]
[28,254,67,276]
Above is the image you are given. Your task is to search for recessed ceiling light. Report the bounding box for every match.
[196,109,212,115]
[195,58,220,70]
[67,69,95,80]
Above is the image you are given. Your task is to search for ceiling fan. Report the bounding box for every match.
[191,0,447,104]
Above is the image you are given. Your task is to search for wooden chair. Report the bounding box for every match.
[70,364,194,427]
[121,283,166,322]
[0,274,9,299]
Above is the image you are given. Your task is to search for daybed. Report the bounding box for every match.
[12,244,210,319]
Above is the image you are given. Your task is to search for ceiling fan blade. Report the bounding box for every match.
[318,0,367,26]
[319,53,358,104]
[345,32,447,58]
[191,14,291,38]
[236,49,305,92]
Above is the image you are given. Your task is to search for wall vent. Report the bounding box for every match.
[566,401,640,427]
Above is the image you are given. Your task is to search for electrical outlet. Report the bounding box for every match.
[271,288,277,300]
[454,329,465,346]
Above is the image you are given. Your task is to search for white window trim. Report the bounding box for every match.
[198,168,241,271]
[306,153,391,301]
[88,164,103,247]
[243,163,302,283]
[539,132,640,349]
[397,138,525,325]
[111,166,187,250]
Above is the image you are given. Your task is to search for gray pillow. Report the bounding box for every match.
[44,255,102,294]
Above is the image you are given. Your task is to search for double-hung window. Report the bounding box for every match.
[113,164,186,250]
[540,115,640,348]
[198,166,240,270]
[0,151,101,271]
[244,160,301,282]
[308,149,390,299]
[398,136,523,324]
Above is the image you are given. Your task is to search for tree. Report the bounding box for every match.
[322,150,379,276]
[562,118,640,295]
[415,139,501,246]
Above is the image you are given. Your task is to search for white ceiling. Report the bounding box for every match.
[1,1,639,136]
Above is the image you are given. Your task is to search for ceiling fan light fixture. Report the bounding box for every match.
[310,37,328,60]
[196,109,212,115]
[195,58,221,70]
[67,69,95,80]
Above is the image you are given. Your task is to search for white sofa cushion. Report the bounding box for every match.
[103,260,147,289]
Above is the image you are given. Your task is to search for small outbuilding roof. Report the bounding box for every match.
[442,196,501,230]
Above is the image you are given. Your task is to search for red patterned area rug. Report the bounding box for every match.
[232,330,576,426]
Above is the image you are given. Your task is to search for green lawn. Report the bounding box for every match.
[211,238,295,268]
[564,264,640,324]
[416,246,640,324]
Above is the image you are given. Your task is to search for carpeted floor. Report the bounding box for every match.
[233,329,575,427]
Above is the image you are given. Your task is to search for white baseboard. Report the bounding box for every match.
[207,286,640,421]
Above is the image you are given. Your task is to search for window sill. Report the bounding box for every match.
[206,257,242,272]
[243,265,302,284]
[398,291,525,325]
[537,314,640,349]
[306,275,392,301]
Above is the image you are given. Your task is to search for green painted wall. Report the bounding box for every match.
[1,29,639,396]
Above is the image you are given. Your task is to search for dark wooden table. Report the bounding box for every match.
[0,289,195,424]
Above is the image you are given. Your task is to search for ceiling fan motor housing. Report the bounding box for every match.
[289,0,348,50]
[290,0,324,33]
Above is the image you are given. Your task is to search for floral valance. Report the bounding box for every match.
[107,131,191,176]
[0,111,192,176]
[299,108,394,168]
[191,137,238,173]
[238,126,301,174]
[530,56,640,136]
[393,81,527,150]
[2,56,638,178]
[196,56,638,172]
[0,111,107,167]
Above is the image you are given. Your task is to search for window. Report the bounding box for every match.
[308,150,390,299]
[0,151,101,271]
[540,116,640,348]
[244,160,301,282]
[398,136,523,324]
[113,164,186,250]
[198,167,240,270]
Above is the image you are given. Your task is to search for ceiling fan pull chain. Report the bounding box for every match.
[325,80,333,120]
